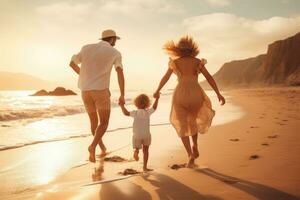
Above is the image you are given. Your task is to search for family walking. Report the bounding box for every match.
[69,29,225,171]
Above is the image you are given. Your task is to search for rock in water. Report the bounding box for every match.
[31,89,48,96]
[31,87,76,96]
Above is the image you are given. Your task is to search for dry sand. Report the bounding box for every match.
[4,87,300,200]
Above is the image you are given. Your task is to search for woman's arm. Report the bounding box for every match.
[153,68,173,98]
[200,65,226,105]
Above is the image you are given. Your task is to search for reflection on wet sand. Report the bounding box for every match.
[92,158,104,182]
[99,177,152,200]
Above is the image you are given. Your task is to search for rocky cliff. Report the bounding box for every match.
[202,32,300,88]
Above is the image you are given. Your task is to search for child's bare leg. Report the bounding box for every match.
[142,145,153,171]
[192,134,199,158]
[133,148,139,161]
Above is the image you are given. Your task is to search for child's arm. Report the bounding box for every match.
[152,95,160,110]
[119,103,130,116]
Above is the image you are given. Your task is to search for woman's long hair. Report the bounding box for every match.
[163,36,199,58]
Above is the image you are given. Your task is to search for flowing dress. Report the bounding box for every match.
[169,58,215,137]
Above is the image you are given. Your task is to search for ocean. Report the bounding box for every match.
[0,89,242,152]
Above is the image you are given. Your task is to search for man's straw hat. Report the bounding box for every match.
[100,29,120,40]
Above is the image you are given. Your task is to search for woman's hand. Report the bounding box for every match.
[153,91,160,99]
[217,94,226,105]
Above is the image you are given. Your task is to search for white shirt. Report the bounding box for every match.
[71,41,123,91]
[130,108,155,138]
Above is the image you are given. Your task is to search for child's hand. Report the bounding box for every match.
[201,58,207,65]
[153,91,160,99]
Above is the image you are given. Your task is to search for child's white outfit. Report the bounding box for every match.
[130,108,155,149]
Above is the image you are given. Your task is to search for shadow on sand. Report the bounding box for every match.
[196,168,300,200]
[142,172,222,200]
[98,172,222,200]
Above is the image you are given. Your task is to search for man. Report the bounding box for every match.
[69,29,125,162]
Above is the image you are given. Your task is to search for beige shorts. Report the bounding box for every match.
[132,134,151,149]
[81,89,111,113]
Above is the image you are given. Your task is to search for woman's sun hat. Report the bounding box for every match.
[100,29,121,40]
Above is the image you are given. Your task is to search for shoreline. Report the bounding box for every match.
[1,87,299,200]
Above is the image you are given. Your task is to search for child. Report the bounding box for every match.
[119,93,159,172]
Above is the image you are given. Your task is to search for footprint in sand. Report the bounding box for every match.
[249,155,260,160]
[267,135,278,139]
[104,155,127,162]
[261,143,269,146]
[276,122,286,125]
[1,125,11,127]
[119,168,141,175]
[169,164,186,170]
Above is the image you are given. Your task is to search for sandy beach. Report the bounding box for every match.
[1,87,300,200]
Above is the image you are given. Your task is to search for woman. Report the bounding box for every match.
[153,36,225,167]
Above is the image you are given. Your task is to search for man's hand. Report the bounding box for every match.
[119,95,125,105]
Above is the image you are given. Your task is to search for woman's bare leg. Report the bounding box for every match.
[192,134,199,158]
[181,136,195,167]
[181,136,192,156]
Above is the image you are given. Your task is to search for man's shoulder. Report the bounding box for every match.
[83,43,98,49]
[80,43,97,52]
[107,46,121,56]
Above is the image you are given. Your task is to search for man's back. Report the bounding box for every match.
[72,41,123,91]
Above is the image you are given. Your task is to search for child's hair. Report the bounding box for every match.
[163,35,199,58]
[134,94,151,109]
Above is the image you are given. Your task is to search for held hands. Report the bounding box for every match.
[118,95,125,106]
[217,94,226,105]
[201,58,207,65]
[153,91,160,99]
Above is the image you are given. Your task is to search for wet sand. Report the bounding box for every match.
[1,87,300,200]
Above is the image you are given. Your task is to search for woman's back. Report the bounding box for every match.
[172,57,200,79]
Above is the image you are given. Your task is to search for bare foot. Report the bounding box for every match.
[187,156,195,168]
[193,145,199,158]
[133,150,139,161]
[143,167,153,172]
[88,146,96,163]
[100,152,107,158]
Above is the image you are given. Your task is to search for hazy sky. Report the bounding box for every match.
[1,0,300,90]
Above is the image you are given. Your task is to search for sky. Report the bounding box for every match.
[0,0,300,90]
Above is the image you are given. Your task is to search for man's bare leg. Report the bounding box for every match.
[88,109,110,162]
[87,111,108,152]
[87,111,98,135]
